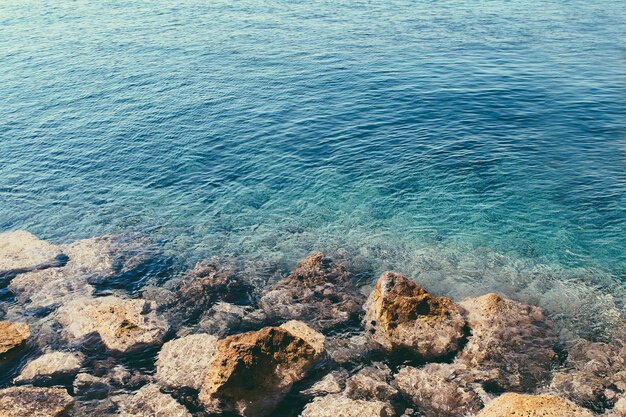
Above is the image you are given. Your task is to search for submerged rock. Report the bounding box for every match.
[455,293,557,392]
[0,230,64,276]
[475,393,594,417]
[393,363,483,417]
[326,333,381,365]
[56,296,169,353]
[259,252,366,332]
[300,369,349,398]
[0,321,29,355]
[300,394,396,417]
[345,363,398,403]
[114,384,191,417]
[551,337,626,410]
[363,271,465,359]
[0,386,73,417]
[156,333,218,390]
[15,351,83,385]
[198,320,325,417]
[73,373,112,399]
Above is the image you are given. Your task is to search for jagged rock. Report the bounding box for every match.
[300,394,396,417]
[326,333,381,365]
[198,321,325,417]
[9,234,149,311]
[156,333,218,390]
[393,363,483,417]
[168,258,252,323]
[301,369,349,398]
[363,271,465,359]
[114,384,191,417]
[475,393,594,417]
[0,230,64,276]
[56,296,169,353]
[0,321,29,354]
[259,253,366,332]
[15,351,83,384]
[454,293,557,392]
[605,396,626,417]
[345,364,397,402]
[73,373,112,399]
[0,386,73,417]
[551,337,626,410]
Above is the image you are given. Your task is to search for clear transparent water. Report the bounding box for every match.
[1,0,625,338]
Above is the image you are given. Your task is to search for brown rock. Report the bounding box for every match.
[364,272,465,359]
[455,293,557,391]
[0,386,73,417]
[475,393,594,417]
[259,252,366,332]
[393,363,483,417]
[0,321,29,355]
[605,396,626,417]
[199,321,325,417]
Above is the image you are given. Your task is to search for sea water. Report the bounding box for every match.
[1,0,625,339]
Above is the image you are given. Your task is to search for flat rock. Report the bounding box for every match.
[455,293,557,391]
[199,321,325,417]
[0,321,29,355]
[0,386,73,417]
[0,230,64,276]
[114,384,191,417]
[364,271,466,359]
[475,393,594,417]
[56,296,169,353]
[73,373,111,399]
[345,363,397,402]
[259,252,366,332]
[156,333,218,390]
[551,337,626,410]
[301,370,349,398]
[300,394,396,417]
[393,363,483,417]
[15,351,83,384]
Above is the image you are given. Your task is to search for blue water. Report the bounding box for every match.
[1,1,625,336]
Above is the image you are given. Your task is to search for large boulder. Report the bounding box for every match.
[300,394,396,417]
[0,386,73,417]
[114,384,191,417]
[474,393,594,417]
[198,320,325,417]
[364,272,465,359]
[0,230,64,277]
[0,321,29,355]
[259,253,366,332]
[156,333,218,390]
[393,363,483,417]
[551,337,626,411]
[55,296,169,353]
[454,293,557,392]
[15,351,83,385]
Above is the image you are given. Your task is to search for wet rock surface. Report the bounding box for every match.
[259,252,366,332]
[455,292,558,392]
[0,386,73,417]
[0,231,65,277]
[55,295,169,353]
[156,333,218,390]
[114,383,191,417]
[364,271,466,359]
[475,393,594,417]
[300,394,396,417]
[14,351,83,385]
[198,321,325,417]
[393,363,484,417]
[0,321,29,355]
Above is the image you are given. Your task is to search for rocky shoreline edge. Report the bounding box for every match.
[0,230,624,417]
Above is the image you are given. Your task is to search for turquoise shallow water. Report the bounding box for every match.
[1,0,625,337]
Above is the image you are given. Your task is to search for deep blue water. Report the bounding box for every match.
[1,0,625,335]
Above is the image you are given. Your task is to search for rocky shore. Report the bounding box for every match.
[0,230,624,417]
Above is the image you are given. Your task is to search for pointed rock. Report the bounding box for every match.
[364,272,465,359]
